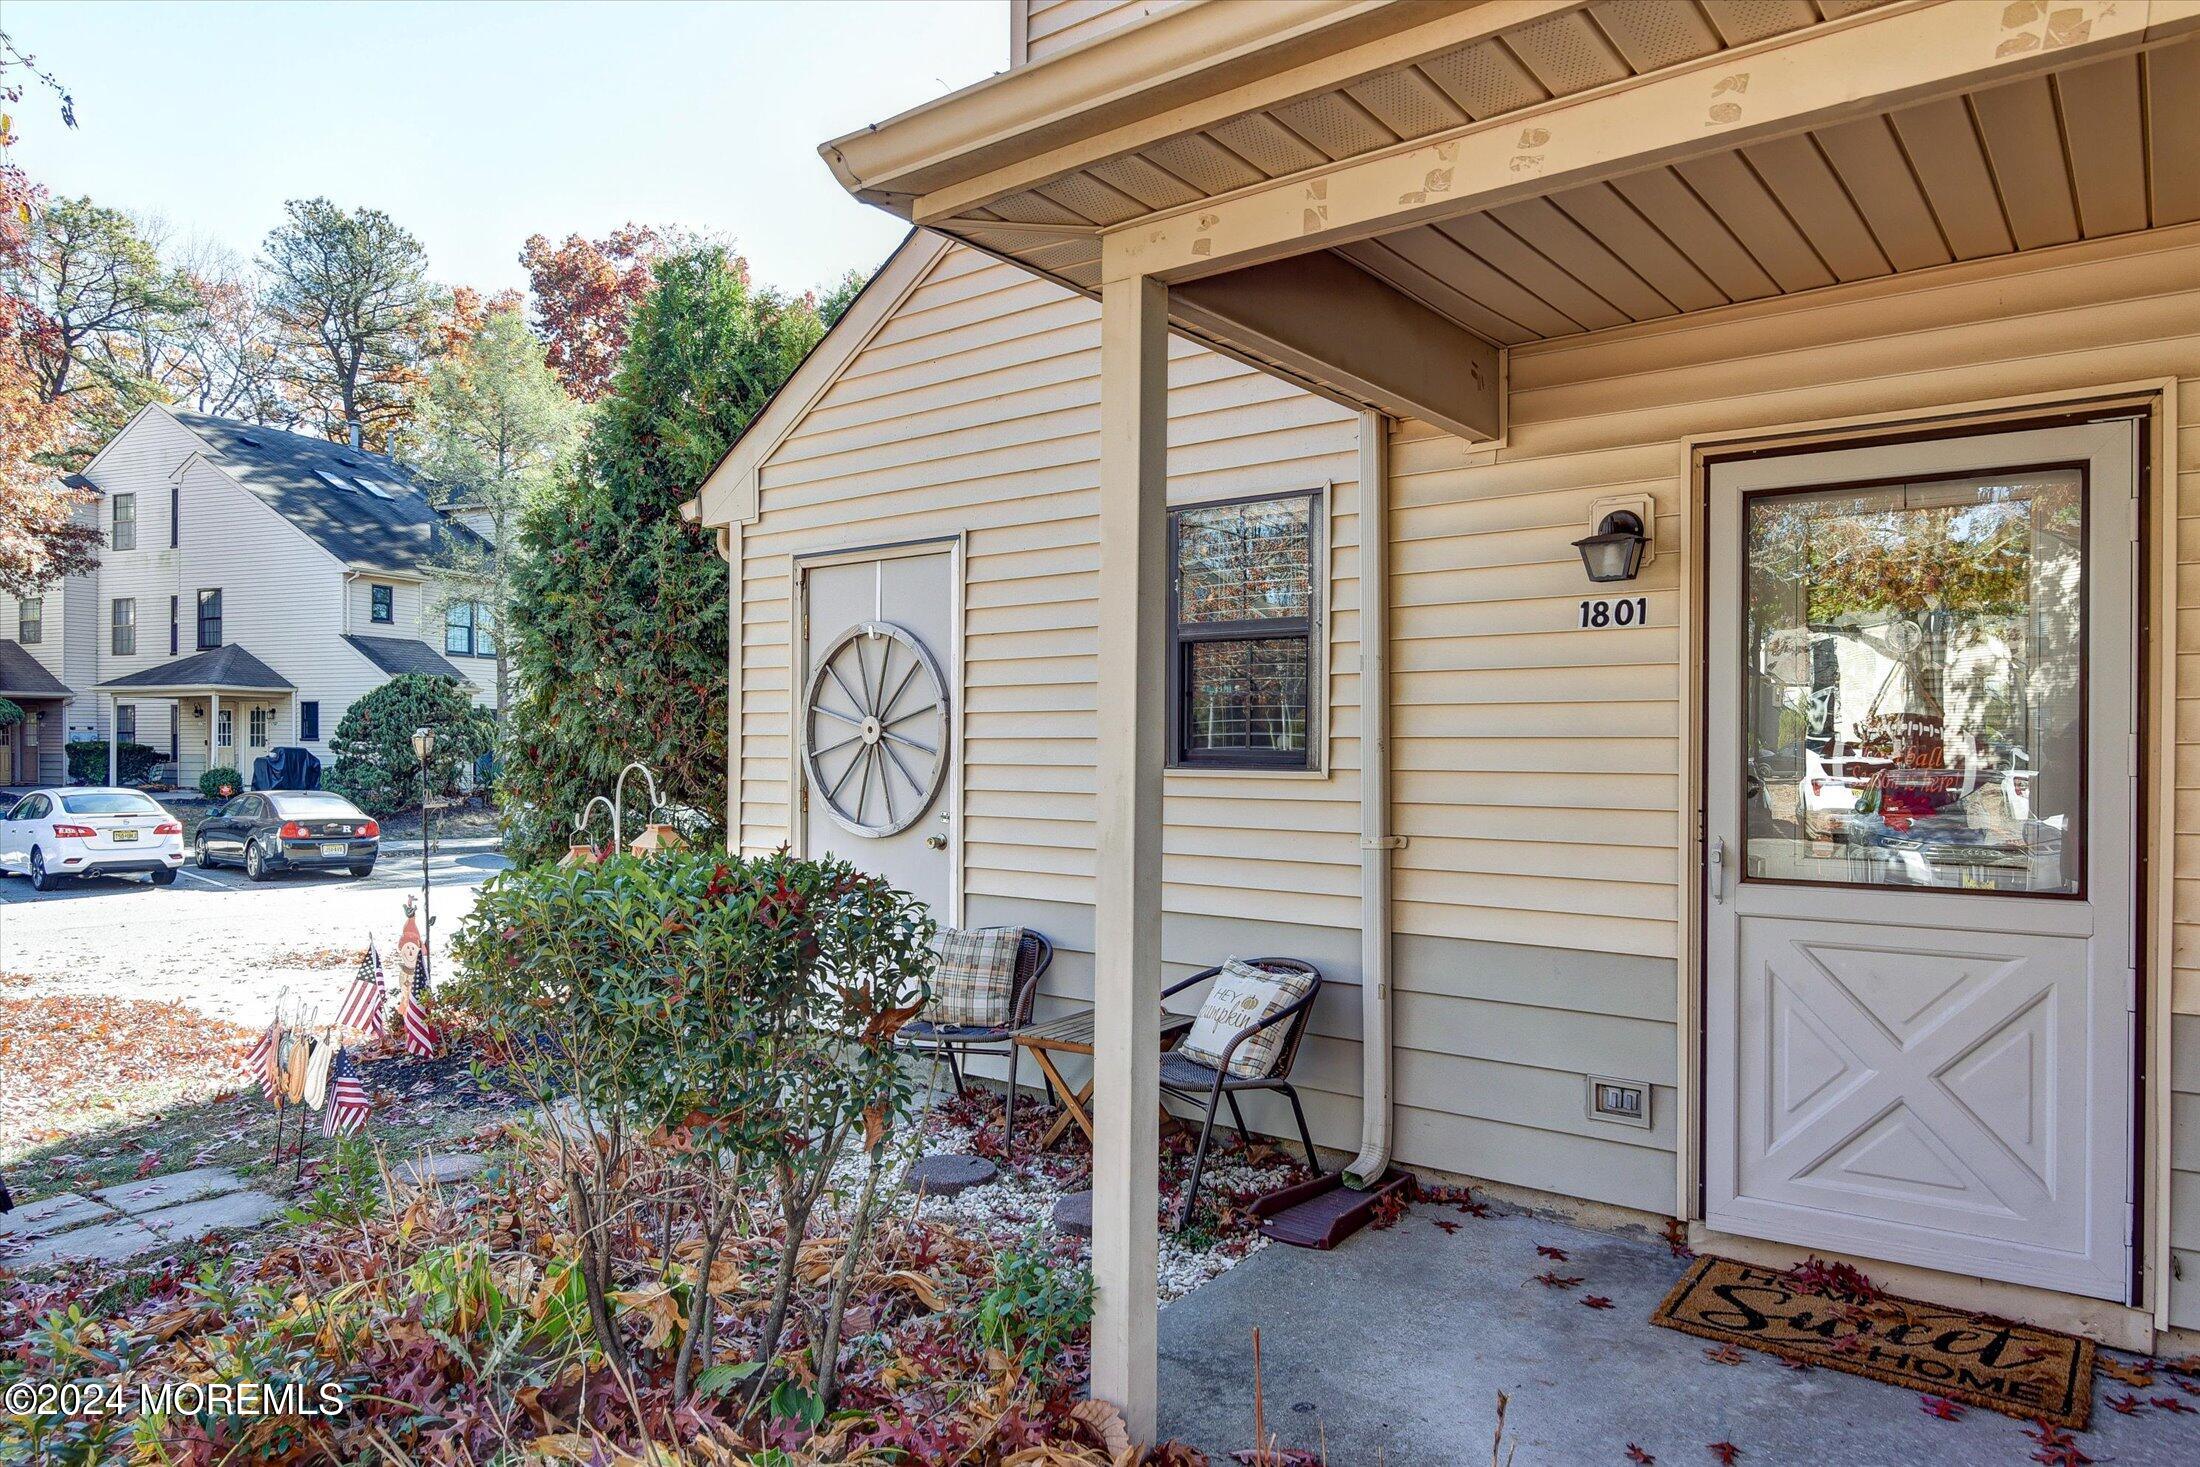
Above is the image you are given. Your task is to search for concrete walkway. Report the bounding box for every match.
[1158,1203,2200,1466]
[0,1166,285,1267]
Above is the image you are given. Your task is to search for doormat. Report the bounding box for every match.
[1652,1256,2094,1428]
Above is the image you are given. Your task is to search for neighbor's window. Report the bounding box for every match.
[116,704,136,745]
[18,597,40,644]
[170,482,179,547]
[111,598,135,656]
[1168,492,1319,769]
[111,493,136,551]
[473,602,496,657]
[370,584,393,623]
[249,707,268,748]
[299,700,320,741]
[445,601,475,657]
[197,589,222,650]
[169,595,179,655]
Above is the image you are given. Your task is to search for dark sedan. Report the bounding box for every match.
[193,790,380,881]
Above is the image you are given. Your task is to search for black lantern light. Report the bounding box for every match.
[1573,509,1648,583]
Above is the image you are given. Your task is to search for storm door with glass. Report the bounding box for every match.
[1703,419,2138,1301]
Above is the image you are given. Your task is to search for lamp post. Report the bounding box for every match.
[411,725,436,982]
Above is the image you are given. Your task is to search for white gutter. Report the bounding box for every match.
[1345,409,1395,1189]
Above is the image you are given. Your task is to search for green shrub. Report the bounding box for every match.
[975,1228,1094,1378]
[450,848,936,1405]
[326,674,494,818]
[199,765,244,800]
[66,739,164,785]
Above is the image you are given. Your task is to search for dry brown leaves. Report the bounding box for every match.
[0,993,254,1147]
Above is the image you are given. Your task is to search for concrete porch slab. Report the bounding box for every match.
[0,1192,111,1239]
[95,1166,246,1213]
[1157,1204,2200,1465]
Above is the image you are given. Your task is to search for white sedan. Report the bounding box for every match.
[0,787,185,890]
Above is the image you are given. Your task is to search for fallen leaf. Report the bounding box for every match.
[1703,1345,1744,1366]
[2100,1358,2155,1388]
[2106,1393,2144,1415]
[1917,1395,1962,1421]
[1070,1400,1133,1457]
[1581,1295,1614,1310]
[2150,1396,2196,1414]
[1532,1271,1584,1289]
[1537,1245,1570,1261]
[1433,1219,1461,1235]
[1625,1449,1654,1465]
[1707,1444,1739,1465]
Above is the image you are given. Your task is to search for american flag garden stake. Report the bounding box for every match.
[400,951,439,1058]
[338,941,387,1039]
[324,1047,371,1137]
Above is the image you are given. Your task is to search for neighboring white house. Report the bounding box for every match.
[0,404,499,790]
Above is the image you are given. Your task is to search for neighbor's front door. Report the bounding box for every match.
[1704,419,2138,1301]
[798,545,956,921]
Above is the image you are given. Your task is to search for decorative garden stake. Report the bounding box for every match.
[411,725,437,985]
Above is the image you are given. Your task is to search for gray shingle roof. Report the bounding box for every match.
[168,410,489,573]
[342,634,467,682]
[98,644,295,692]
[0,640,71,698]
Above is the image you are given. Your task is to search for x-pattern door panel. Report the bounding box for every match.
[1704,420,2136,1302]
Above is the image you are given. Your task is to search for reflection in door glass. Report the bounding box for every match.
[1742,468,2083,895]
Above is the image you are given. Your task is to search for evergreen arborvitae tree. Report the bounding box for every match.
[500,246,826,864]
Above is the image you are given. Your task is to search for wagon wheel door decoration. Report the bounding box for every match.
[802,620,950,837]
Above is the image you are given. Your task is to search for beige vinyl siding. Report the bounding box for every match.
[738,243,1362,923]
[2177,1014,2200,1328]
[1018,0,1177,63]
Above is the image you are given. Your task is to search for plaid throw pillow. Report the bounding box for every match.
[928,926,1025,1028]
[1177,958,1315,1079]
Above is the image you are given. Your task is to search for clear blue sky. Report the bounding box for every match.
[4,1,1006,297]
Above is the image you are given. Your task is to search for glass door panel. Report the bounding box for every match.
[1741,466,2085,896]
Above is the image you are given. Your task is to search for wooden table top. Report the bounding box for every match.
[1016,1008,1193,1052]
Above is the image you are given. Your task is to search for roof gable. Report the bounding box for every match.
[163,409,488,574]
[691,230,950,529]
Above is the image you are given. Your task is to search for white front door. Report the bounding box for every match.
[1704,420,2138,1301]
[798,545,957,921]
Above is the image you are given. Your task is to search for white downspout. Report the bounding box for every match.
[1345,409,1395,1189]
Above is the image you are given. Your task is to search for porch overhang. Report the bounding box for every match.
[827,0,2200,445]
[97,644,295,698]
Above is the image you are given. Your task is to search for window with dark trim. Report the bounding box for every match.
[18,597,40,644]
[197,589,222,650]
[445,601,474,657]
[473,602,496,657]
[248,707,268,748]
[299,701,320,741]
[111,598,135,656]
[170,595,179,656]
[170,482,180,547]
[116,704,136,745]
[111,494,136,551]
[370,584,394,623]
[1167,491,1319,770]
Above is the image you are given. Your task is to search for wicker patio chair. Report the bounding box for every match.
[900,929,1054,1139]
[1159,957,1324,1231]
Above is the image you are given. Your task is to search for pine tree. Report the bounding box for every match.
[499,246,825,864]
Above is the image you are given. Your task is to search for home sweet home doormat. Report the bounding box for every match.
[1653,1256,2094,1428]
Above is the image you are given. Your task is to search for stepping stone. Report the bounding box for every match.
[905,1154,997,1196]
[14,1215,163,1267]
[0,1192,111,1240]
[139,1190,288,1239]
[1052,1189,1093,1237]
[96,1166,245,1214]
[393,1153,487,1185]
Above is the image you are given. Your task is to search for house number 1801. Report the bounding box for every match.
[1577,596,1648,629]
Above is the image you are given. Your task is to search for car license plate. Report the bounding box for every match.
[113,828,139,842]
[320,842,348,857]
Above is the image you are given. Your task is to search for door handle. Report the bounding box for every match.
[1709,838,1729,904]
[926,834,947,850]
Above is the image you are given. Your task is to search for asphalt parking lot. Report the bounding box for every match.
[0,841,511,1027]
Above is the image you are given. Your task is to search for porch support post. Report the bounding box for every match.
[209,692,220,780]
[106,698,118,785]
[1091,270,1168,1437]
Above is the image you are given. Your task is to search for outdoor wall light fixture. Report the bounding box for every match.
[1573,509,1649,583]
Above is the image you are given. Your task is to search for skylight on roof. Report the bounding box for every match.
[314,469,358,493]
[355,478,395,499]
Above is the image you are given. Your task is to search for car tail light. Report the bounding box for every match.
[1809,779,1823,795]
[154,821,182,836]
[361,820,380,839]
[52,823,95,839]
[278,821,308,839]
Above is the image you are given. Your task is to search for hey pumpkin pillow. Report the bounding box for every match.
[927,926,1025,1029]
[1177,958,1314,1078]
